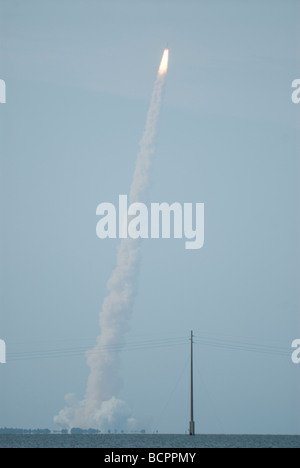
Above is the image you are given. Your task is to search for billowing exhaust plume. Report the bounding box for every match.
[54,49,169,431]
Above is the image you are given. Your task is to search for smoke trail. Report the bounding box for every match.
[54,51,168,431]
[130,72,167,204]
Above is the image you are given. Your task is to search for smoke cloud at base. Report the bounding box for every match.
[54,394,137,432]
[54,51,168,431]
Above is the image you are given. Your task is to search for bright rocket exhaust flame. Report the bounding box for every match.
[158,49,169,75]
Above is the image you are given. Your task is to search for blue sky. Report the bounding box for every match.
[0,0,300,433]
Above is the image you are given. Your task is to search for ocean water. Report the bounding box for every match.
[0,434,299,448]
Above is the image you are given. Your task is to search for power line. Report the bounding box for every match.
[194,334,290,357]
[7,336,188,362]
[5,333,291,363]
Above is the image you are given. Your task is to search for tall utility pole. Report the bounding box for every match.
[189,330,195,436]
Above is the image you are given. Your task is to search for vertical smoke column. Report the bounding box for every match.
[87,48,169,401]
[55,49,169,430]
